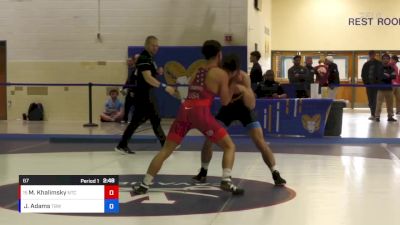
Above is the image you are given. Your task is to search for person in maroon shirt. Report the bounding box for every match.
[375,53,397,122]
[390,55,400,114]
[315,59,329,87]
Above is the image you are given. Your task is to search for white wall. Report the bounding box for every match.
[0,0,248,61]
[247,0,271,72]
[0,0,249,121]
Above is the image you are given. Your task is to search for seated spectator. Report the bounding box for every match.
[100,89,124,122]
[255,70,287,99]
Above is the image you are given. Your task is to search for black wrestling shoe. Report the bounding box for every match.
[132,182,149,195]
[388,117,397,122]
[272,170,286,186]
[114,146,135,154]
[220,178,244,195]
[192,168,207,183]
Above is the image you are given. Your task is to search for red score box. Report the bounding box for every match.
[104,185,119,199]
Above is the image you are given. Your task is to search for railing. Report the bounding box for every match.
[0,82,128,127]
[0,82,398,125]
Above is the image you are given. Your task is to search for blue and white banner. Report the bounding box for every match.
[213,99,333,137]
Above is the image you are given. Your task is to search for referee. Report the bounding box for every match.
[115,36,175,154]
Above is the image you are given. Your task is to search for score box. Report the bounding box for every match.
[104,185,119,213]
[19,175,119,214]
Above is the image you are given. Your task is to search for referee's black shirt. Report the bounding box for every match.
[135,50,158,99]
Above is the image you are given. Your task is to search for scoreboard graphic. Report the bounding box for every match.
[19,175,119,213]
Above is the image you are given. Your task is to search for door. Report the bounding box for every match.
[328,51,355,103]
[0,41,6,120]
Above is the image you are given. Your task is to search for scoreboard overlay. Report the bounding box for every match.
[19,175,119,213]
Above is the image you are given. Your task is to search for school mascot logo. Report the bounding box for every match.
[301,114,321,133]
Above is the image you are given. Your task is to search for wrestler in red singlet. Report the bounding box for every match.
[167,67,228,144]
[133,40,244,195]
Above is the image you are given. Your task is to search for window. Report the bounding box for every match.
[332,56,349,80]
[279,56,294,79]
[357,56,368,79]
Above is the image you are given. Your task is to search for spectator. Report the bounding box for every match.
[304,56,316,95]
[361,50,382,120]
[250,51,263,90]
[325,56,340,99]
[121,54,140,123]
[255,70,287,99]
[100,89,124,122]
[390,55,400,115]
[288,55,309,98]
[375,53,397,122]
[157,66,164,76]
[315,59,329,87]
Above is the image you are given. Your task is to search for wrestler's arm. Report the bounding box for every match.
[239,72,256,110]
[218,69,236,106]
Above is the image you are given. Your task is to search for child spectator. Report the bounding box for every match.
[100,89,124,122]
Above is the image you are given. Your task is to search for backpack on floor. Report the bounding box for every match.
[27,102,44,121]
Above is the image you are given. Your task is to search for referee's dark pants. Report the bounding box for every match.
[123,91,135,122]
[118,97,166,148]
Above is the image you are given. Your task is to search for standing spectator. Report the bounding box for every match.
[121,54,140,123]
[390,55,400,115]
[325,56,340,99]
[361,50,382,120]
[315,59,329,87]
[304,56,316,96]
[249,51,263,91]
[375,54,397,122]
[100,89,124,122]
[115,36,176,154]
[288,55,309,98]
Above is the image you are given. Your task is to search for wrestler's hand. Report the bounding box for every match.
[236,71,244,82]
[235,84,247,93]
[229,70,243,83]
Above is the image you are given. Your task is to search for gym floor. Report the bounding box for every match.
[0,108,399,225]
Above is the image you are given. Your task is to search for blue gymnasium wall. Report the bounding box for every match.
[128,46,247,117]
